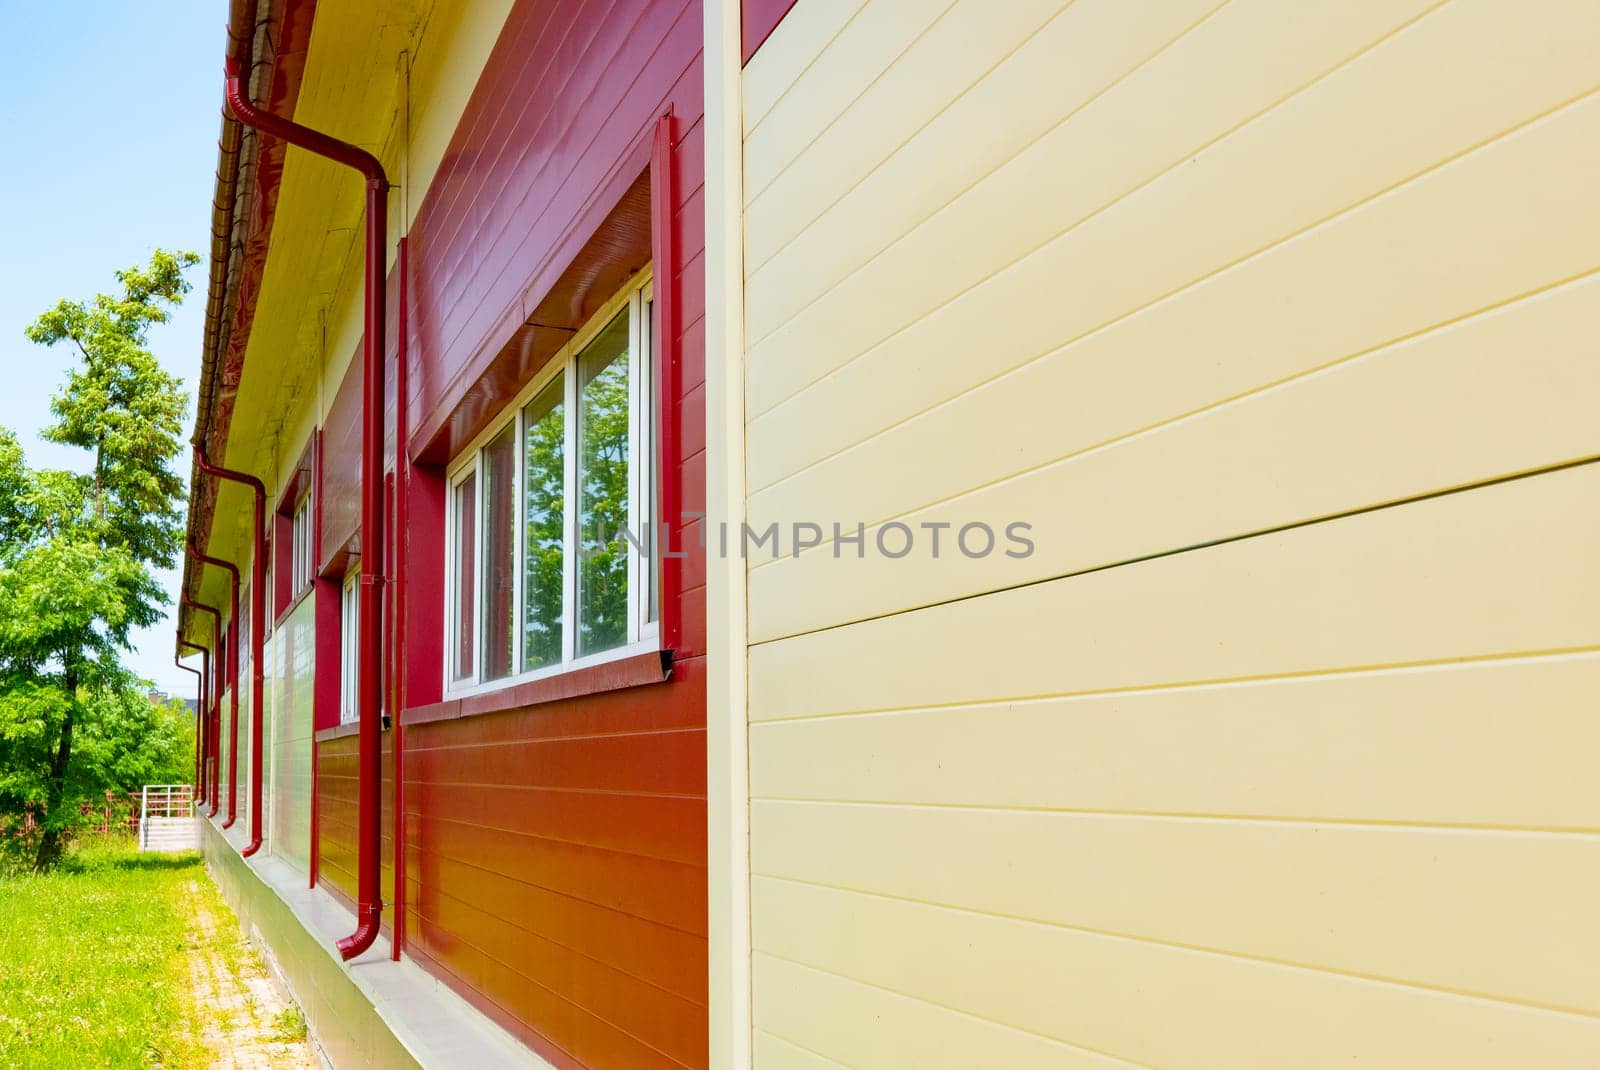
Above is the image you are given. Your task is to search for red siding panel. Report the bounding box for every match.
[742,0,799,63]
[305,1,712,1063]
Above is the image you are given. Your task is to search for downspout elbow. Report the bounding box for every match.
[335,903,384,960]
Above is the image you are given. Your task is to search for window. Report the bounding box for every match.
[340,567,359,724]
[446,274,656,692]
[290,493,313,592]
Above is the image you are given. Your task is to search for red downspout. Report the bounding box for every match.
[182,595,224,817]
[225,47,390,961]
[177,645,207,798]
[391,236,409,961]
[195,449,268,856]
[189,542,241,830]
[651,111,683,654]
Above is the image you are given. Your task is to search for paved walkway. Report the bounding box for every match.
[183,879,319,1070]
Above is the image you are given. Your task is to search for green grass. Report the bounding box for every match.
[271,1004,307,1044]
[0,837,212,1069]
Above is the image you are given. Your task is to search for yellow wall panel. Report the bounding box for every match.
[743,0,866,135]
[741,0,1600,1063]
[755,953,1130,1069]
[750,462,1600,720]
[744,0,1448,410]
[753,880,1600,1068]
[751,1031,848,1070]
[750,653,1600,830]
[751,803,1600,1011]
[748,0,1600,493]
[744,0,951,201]
[744,0,1071,272]
[748,272,1600,638]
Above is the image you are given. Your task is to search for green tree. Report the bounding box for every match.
[0,250,197,870]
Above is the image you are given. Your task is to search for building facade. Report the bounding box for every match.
[182,1,1600,1067]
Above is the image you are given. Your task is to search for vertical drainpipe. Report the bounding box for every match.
[224,46,390,961]
[182,596,224,818]
[391,236,409,961]
[190,543,241,831]
[177,645,207,800]
[194,449,269,856]
[651,110,683,656]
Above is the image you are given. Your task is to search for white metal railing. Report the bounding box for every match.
[138,785,196,850]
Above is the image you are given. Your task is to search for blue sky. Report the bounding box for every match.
[0,3,220,697]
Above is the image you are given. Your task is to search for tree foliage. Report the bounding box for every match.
[0,250,197,869]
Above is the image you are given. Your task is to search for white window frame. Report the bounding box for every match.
[290,493,313,593]
[339,565,360,724]
[444,269,657,696]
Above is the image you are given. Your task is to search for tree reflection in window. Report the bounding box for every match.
[521,375,564,670]
[576,311,630,656]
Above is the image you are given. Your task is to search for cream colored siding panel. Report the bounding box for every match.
[743,0,1446,414]
[753,802,1600,1011]
[743,0,867,136]
[747,272,1600,638]
[744,0,954,200]
[755,953,1138,1070]
[744,0,1225,337]
[753,880,1600,1069]
[751,654,1600,830]
[742,0,1600,502]
[750,462,1600,720]
[740,0,1600,1062]
[752,1031,850,1070]
[744,0,1070,274]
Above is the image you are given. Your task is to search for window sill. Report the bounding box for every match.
[403,648,674,726]
[314,715,391,744]
[274,583,314,630]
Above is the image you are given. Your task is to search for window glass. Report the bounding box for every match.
[340,568,359,724]
[451,472,477,682]
[576,311,630,657]
[481,425,518,682]
[521,375,565,671]
[644,297,658,625]
[291,496,312,591]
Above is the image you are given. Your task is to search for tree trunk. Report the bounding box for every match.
[32,692,76,872]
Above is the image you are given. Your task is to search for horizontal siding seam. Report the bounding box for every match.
[747,454,1600,650]
[399,941,604,1070]
[742,0,871,137]
[402,880,709,1010]
[402,783,705,803]
[423,0,622,270]
[748,797,1600,838]
[430,0,699,388]
[753,1030,851,1068]
[751,877,1600,1022]
[401,809,706,866]
[403,905,702,1069]
[402,840,708,939]
[744,263,1600,565]
[404,726,707,751]
[740,0,1464,409]
[751,643,1600,724]
[743,0,964,205]
[754,950,1155,1068]
[742,0,1082,274]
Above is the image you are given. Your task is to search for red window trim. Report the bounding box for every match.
[403,648,673,726]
